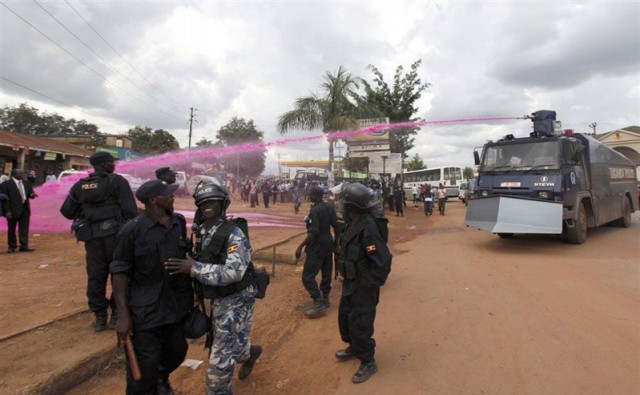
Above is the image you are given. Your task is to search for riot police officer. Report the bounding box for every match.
[295,186,338,318]
[335,182,392,383]
[60,152,138,331]
[164,183,262,394]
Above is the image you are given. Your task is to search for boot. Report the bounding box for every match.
[335,346,357,362]
[321,292,330,308]
[238,345,262,380]
[107,308,117,330]
[304,298,327,318]
[93,310,107,332]
[352,360,378,383]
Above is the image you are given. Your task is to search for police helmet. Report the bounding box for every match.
[194,182,230,209]
[343,183,378,211]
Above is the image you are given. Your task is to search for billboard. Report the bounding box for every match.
[344,117,390,145]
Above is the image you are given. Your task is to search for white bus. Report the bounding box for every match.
[403,166,464,198]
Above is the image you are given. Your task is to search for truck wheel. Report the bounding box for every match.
[497,233,514,238]
[565,202,587,244]
[613,198,632,228]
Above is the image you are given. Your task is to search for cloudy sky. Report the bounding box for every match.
[1,0,639,174]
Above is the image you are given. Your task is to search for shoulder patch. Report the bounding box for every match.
[365,244,377,253]
[227,244,239,254]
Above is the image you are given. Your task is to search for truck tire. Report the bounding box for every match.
[613,198,632,228]
[497,233,514,238]
[565,202,587,244]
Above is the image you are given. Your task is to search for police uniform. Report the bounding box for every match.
[338,213,392,365]
[191,219,258,394]
[60,165,137,325]
[110,210,193,394]
[302,200,338,302]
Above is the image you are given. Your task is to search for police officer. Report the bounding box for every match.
[111,180,193,394]
[156,167,177,184]
[164,183,262,394]
[295,186,338,318]
[60,152,137,331]
[335,182,392,384]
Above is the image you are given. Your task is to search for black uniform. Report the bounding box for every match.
[110,212,193,393]
[338,214,392,363]
[60,171,137,314]
[303,201,338,300]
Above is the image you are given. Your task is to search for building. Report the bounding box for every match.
[595,127,640,168]
[0,129,93,183]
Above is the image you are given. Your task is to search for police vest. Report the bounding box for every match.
[338,215,372,280]
[77,173,121,223]
[195,221,254,299]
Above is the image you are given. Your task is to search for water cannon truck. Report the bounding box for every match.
[464,110,638,244]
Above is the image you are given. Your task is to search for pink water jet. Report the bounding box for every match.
[0,116,519,234]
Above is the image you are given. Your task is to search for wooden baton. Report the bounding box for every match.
[124,333,142,381]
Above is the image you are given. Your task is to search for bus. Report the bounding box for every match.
[403,166,464,198]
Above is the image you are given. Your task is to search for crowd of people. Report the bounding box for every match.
[0,153,395,393]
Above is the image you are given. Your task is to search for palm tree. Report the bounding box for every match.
[277,66,380,171]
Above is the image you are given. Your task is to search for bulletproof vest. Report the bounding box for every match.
[337,215,372,280]
[195,221,254,299]
[77,173,121,223]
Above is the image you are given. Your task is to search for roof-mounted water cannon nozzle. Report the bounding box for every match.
[529,110,559,138]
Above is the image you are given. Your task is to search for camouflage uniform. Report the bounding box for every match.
[191,220,256,395]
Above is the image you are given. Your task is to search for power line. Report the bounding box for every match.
[33,0,182,115]
[1,76,122,129]
[0,1,184,121]
[63,0,184,109]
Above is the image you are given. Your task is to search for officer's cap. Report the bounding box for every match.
[89,151,118,166]
[135,180,179,202]
[155,167,177,178]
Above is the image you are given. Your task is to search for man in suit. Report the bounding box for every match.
[0,169,37,253]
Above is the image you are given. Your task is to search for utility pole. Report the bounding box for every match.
[277,153,281,179]
[588,122,597,136]
[188,107,197,151]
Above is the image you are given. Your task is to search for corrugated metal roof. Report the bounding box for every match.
[0,129,93,157]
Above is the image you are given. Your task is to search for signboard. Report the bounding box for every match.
[44,152,57,161]
[369,153,402,174]
[345,117,390,144]
[348,143,390,152]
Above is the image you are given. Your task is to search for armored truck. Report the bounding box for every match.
[464,110,638,244]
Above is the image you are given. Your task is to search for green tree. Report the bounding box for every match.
[127,126,179,154]
[195,138,214,147]
[0,103,105,146]
[216,117,266,178]
[406,153,426,171]
[360,60,431,159]
[277,66,381,170]
[463,166,475,180]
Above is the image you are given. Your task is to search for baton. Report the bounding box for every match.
[124,333,142,381]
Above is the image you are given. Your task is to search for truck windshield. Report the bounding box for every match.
[481,141,559,171]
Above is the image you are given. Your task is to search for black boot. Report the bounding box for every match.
[93,310,107,332]
[352,360,378,383]
[321,292,330,308]
[304,298,327,318]
[238,345,262,380]
[335,346,357,362]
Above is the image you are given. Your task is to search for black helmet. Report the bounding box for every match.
[194,182,230,209]
[343,183,378,211]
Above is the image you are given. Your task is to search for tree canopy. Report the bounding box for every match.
[360,60,431,158]
[215,117,266,178]
[126,126,179,154]
[0,103,106,146]
[406,153,426,171]
[278,66,381,167]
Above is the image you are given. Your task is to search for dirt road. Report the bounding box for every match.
[2,198,639,394]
